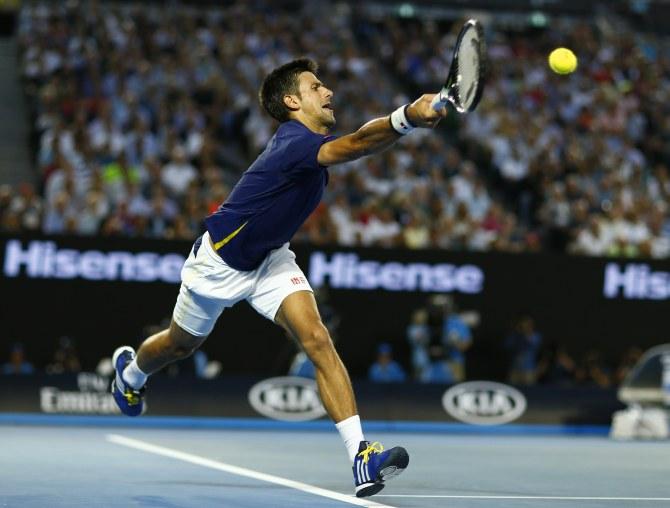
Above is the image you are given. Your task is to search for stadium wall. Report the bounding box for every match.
[1,233,669,377]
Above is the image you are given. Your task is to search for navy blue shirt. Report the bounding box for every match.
[205,120,335,271]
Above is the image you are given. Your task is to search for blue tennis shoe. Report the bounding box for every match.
[111,346,145,416]
[353,441,409,497]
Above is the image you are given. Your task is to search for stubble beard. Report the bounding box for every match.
[322,110,336,129]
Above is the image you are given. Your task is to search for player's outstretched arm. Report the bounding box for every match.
[317,94,447,166]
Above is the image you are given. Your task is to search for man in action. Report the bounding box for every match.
[111,58,446,497]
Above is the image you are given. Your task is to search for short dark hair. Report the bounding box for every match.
[258,58,318,122]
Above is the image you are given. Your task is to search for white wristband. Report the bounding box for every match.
[390,104,416,135]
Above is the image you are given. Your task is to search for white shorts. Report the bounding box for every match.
[172,232,313,337]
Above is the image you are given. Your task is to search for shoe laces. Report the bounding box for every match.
[357,442,384,464]
[122,390,141,405]
[118,380,144,405]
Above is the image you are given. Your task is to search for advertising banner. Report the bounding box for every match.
[1,233,669,378]
[0,372,623,425]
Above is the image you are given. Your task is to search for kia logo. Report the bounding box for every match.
[442,381,526,425]
[248,376,327,421]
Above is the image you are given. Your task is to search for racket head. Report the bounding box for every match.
[441,19,487,113]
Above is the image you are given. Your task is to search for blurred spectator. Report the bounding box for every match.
[409,294,472,383]
[570,217,609,256]
[576,349,613,388]
[368,343,407,383]
[537,343,578,386]
[421,295,455,383]
[42,190,74,234]
[7,183,42,231]
[2,343,35,375]
[77,190,109,235]
[537,342,577,386]
[505,315,543,385]
[192,350,222,379]
[406,308,430,380]
[161,146,198,198]
[439,295,472,382]
[420,350,456,384]
[102,153,141,206]
[46,336,82,374]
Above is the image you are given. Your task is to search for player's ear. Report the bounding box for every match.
[283,94,300,112]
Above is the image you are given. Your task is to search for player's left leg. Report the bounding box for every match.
[111,320,207,416]
[112,232,242,416]
[274,290,357,423]
[274,291,409,497]
[134,320,207,374]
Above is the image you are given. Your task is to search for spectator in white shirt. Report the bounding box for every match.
[161,145,197,198]
[571,216,609,256]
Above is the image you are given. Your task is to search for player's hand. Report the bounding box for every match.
[406,94,448,128]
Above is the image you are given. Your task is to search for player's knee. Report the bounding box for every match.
[167,327,205,360]
[171,342,196,359]
[300,324,334,359]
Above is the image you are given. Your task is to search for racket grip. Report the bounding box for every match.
[431,93,447,112]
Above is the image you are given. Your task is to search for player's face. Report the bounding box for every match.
[296,72,335,128]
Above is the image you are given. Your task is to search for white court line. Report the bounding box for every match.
[106,434,396,508]
[379,495,670,502]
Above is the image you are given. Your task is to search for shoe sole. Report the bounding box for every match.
[355,447,409,498]
[355,482,385,497]
[112,346,135,368]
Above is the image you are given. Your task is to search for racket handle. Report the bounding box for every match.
[431,93,447,112]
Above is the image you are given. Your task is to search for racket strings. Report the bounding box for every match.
[455,32,481,110]
[434,19,486,114]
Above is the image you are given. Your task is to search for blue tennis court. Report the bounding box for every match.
[2,420,669,508]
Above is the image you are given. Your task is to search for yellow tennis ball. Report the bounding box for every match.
[548,47,578,75]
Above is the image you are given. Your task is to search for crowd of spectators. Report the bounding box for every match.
[403,297,643,388]
[2,1,406,243]
[360,12,670,257]
[0,1,669,259]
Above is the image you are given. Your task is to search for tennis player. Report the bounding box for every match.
[111,58,446,497]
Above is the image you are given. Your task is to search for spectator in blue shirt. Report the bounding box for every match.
[2,343,35,375]
[419,355,456,384]
[505,315,542,385]
[406,308,430,380]
[443,308,472,382]
[368,343,406,383]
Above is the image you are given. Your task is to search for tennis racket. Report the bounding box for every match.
[430,19,487,113]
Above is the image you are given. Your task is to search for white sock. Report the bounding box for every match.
[122,359,148,390]
[335,415,365,462]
